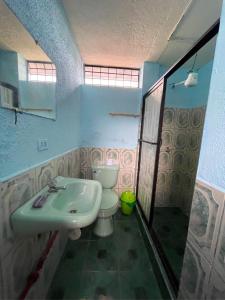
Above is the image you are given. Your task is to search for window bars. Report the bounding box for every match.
[84,65,140,88]
[28,61,56,82]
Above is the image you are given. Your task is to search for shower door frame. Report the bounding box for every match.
[136,19,220,294]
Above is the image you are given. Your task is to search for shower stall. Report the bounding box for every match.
[136,21,219,294]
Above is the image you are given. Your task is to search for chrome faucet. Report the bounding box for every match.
[47,178,66,193]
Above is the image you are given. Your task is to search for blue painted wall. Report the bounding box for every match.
[165,60,213,108]
[197,1,225,190]
[0,0,83,181]
[0,50,18,87]
[141,62,162,95]
[19,82,55,109]
[4,0,83,99]
[81,85,142,148]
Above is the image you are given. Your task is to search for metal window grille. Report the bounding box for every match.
[28,61,56,82]
[84,65,140,88]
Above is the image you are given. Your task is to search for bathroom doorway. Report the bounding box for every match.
[136,21,219,293]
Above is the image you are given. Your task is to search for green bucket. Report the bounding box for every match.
[120,191,136,215]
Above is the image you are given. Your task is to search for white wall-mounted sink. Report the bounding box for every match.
[11,176,102,236]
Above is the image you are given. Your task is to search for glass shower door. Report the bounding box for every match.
[137,80,165,221]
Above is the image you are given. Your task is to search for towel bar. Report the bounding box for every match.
[109,112,140,118]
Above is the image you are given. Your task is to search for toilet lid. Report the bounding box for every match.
[100,190,119,210]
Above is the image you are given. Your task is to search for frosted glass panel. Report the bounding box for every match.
[137,142,157,220]
[142,83,164,143]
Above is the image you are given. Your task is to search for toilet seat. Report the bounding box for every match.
[98,189,119,218]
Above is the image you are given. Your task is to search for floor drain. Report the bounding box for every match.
[69,209,77,214]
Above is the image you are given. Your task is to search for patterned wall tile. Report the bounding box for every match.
[80,147,90,168]
[80,167,92,180]
[190,107,206,129]
[2,239,36,299]
[207,268,225,299]
[105,148,120,165]
[173,130,187,150]
[0,171,36,259]
[0,148,80,299]
[55,149,80,179]
[72,149,80,178]
[65,150,80,178]
[90,148,105,165]
[80,147,137,197]
[188,181,224,263]
[159,151,172,171]
[118,169,135,189]
[187,130,202,151]
[161,130,174,148]
[178,240,211,300]
[214,200,225,278]
[154,106,205,216]
[175,109,190,129]
[120,149,136,169]
[35,161,56,192]
[55,155,69,177]
[163,107,175,129]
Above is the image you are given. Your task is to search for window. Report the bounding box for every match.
[28,61,56,82]
[84,65,140,88]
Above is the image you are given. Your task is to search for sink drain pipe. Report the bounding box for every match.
[19,231,58,300]
[68,228,81,240]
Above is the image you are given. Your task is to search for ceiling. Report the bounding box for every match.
[0,0,49,61]
[63,0,222,68]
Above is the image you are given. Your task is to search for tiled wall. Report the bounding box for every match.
[155,106,206,215]
[0,148,80,300]
[178,180,225,299]
[80,147,137,195]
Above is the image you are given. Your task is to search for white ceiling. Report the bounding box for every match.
[0,0,49,61]
[63,0,222,68]
[159,0,222,67]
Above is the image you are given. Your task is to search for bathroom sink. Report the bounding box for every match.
[11,176,102,235]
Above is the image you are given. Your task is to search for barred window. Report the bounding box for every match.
[28,61,56,82]
[84,65,140,88]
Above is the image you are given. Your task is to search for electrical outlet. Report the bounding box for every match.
[38,139,48,151]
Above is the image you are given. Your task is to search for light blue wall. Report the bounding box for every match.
[19,81,55,110]
[197,1,225,190]
[81,85,142,148]
[0,0,83,181]
[0,50,18,87]
[4,0,83,99]
[141,62,162,95]
[165,61,213,108]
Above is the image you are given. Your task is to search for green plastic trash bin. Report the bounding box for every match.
[120,191,136,215]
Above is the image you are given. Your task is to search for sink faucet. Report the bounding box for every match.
[47,178,66,193]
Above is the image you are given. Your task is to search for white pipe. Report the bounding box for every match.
[170,80,185,88]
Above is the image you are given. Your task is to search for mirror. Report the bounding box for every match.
[0,1,56,119]
[151,34,218,285]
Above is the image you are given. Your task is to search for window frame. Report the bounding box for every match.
[84,64,140,88]
[27,60,56,83]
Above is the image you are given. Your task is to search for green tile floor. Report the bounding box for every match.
[47,210,165,300]
[153,207,189,280]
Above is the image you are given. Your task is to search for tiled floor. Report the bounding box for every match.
[153,207,189,280]
[47,210,164,300]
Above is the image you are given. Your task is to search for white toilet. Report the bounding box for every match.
[92,164,119,237]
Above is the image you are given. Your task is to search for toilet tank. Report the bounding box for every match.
[92,164,119,189]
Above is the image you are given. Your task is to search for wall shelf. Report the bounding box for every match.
[109,112,140,118]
